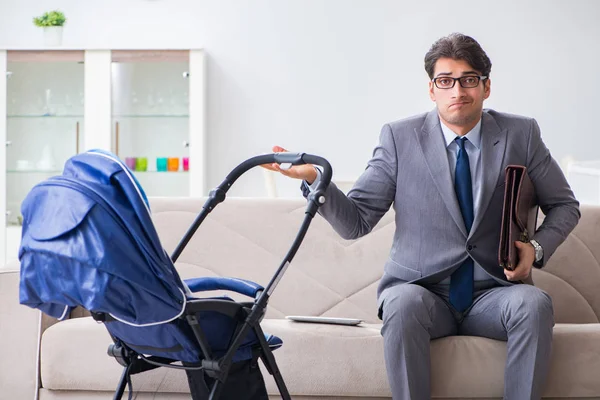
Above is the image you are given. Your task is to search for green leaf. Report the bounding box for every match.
[33,10,66,27]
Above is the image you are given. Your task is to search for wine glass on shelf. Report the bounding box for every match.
[36,94,45,116]
[183,91,189,115]
[147,93,156,114]
[131,91,139,116]
[43,89,55,116]
[8,97,17,116]
[64,94,73,115]
[156,90,164,115]
[168,87,177,115]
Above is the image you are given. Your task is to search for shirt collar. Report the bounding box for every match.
[440,117,482,150]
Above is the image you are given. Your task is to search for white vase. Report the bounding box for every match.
[37,145,56,171]
[43,26,63,46]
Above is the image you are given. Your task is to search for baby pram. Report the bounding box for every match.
[18,149,332,400]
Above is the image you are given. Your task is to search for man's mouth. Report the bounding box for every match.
[449,101,470,109]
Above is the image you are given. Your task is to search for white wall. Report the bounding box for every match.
[1,0,599,198]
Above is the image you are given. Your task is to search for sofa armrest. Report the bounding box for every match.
[0,268,41,399]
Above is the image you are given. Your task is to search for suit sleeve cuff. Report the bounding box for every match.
[300,167,322,198]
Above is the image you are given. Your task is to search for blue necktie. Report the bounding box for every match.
[449,137,474,312]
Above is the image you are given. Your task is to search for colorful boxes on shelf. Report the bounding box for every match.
[167,157,179,171]
[135,157,148,171]
[156,157,167,171]
[125,157,189,172]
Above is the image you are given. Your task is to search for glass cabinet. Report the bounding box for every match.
[4,50,85,262]
[111,50,191,197]
[1,48,206,266]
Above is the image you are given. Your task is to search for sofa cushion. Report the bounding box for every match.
[41,317,188,393]
[262,321,600,398]
[41,317,600,398]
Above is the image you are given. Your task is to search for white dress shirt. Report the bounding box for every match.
[438,119,493,283]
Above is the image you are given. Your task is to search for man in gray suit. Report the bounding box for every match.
[263,33,580,400]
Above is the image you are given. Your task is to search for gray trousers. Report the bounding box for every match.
[379,281,554,400]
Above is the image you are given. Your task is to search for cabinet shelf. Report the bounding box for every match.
[7,170,62,173]
[113,115,189,119]
[8,115,83,119]
[131,171,189,173]
[6,170,189,174]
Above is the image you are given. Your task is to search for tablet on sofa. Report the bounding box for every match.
[285,316,362,326]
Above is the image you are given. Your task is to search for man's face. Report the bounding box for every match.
[428,57,491,130]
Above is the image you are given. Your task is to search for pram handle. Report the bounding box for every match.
[171,153,333,263]
[223,152,332,194]
[202,153,332,218]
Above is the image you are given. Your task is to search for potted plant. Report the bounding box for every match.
[33,10,66,46]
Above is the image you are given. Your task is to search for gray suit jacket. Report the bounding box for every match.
[314,109,580,302]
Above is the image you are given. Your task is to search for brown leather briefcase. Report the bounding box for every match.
[498,165,539,271]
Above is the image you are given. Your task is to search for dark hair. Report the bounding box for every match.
[424,33,492,79]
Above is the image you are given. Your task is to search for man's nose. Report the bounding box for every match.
[450,82,467,97]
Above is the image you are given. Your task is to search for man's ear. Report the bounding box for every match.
[483,78,491,100]
[429,81,436,102]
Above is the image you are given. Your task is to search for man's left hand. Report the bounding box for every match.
[504,241,535,281]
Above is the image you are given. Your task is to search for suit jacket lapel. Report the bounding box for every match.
[416,110,467,238]
[470,112,507,236]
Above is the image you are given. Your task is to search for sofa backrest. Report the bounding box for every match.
[150,198,600,324]
[534,204,600,324]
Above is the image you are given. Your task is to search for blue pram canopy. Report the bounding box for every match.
[19,150,279,363]
[20,149,188,324]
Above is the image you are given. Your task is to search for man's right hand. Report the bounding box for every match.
[260,146,318,184]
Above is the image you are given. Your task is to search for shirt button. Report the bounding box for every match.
[467,245,473,251]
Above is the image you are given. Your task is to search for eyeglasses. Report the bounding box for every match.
[432,75,488,89]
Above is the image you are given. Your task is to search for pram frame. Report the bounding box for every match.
[98,152,333,400]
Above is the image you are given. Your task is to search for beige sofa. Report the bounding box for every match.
[2,197,600,400]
